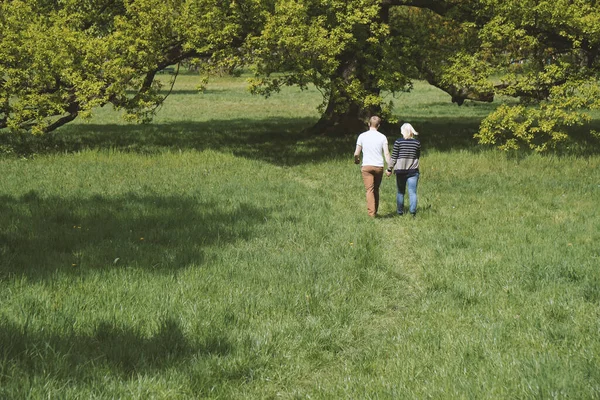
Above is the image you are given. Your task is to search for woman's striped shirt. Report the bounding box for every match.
[389,138,420,175]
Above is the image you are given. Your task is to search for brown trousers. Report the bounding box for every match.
[361,166,384,217]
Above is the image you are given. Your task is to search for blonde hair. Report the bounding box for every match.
[401,123,418,139]
[369,116,381,128]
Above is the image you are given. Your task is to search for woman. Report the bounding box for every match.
[386,123,421,217]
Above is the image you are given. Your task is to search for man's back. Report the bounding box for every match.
[357,129,388,167]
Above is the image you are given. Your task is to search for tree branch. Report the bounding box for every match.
[382,0,479,20]
[0,92,7,129]
[44,111,79,133]
[382,0,451,15]
[417,64,494,105]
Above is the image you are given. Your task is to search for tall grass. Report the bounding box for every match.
[0,73,599,399]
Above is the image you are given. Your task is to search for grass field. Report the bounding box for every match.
[1,73,599,399]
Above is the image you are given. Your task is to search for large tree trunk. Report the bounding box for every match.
[307,51,385,135]
[307,4,393,136]
[309,90,382,136]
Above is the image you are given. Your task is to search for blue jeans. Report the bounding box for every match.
[396,172,419,215]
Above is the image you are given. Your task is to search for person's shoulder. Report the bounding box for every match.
[371,130,387,140]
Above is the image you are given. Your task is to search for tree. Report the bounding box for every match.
[247,0,494,133]
[248,0,409,133]
[249,0,600,149]
[0,0,264,134]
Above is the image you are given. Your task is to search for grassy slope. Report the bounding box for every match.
[0,74,599,399]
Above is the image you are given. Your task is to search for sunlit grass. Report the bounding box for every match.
[0,73,599,399]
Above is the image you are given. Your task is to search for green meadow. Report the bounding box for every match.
[1,73,599,399]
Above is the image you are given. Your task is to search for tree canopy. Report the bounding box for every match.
[1,0,600,150]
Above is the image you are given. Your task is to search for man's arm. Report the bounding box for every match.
[354,145,362,164]
[383,142,391,168]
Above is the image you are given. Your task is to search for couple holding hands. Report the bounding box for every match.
[354,116,421,218]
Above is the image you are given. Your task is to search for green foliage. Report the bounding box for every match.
[475,0,600,150]
[0,0,264,133]
[2,0,600,150]
[476,103,585,152]
[477,77,600,151]
[248,0,600,147]
[390,7,492,99]
[248,0,413,122]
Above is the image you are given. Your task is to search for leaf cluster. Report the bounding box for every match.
[475,0,600,149]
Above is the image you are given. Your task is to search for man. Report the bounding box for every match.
[353,116,392,217]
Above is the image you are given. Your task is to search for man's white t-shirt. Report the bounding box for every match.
[356,129,388,167]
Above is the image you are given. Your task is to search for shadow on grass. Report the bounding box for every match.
[0,117,487,164]
[0,118,478,166]
[2,116,599,164]
[0,191,268,281]
[391,117,484,154]
[392,116,600,157]
[0,316,246,388]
